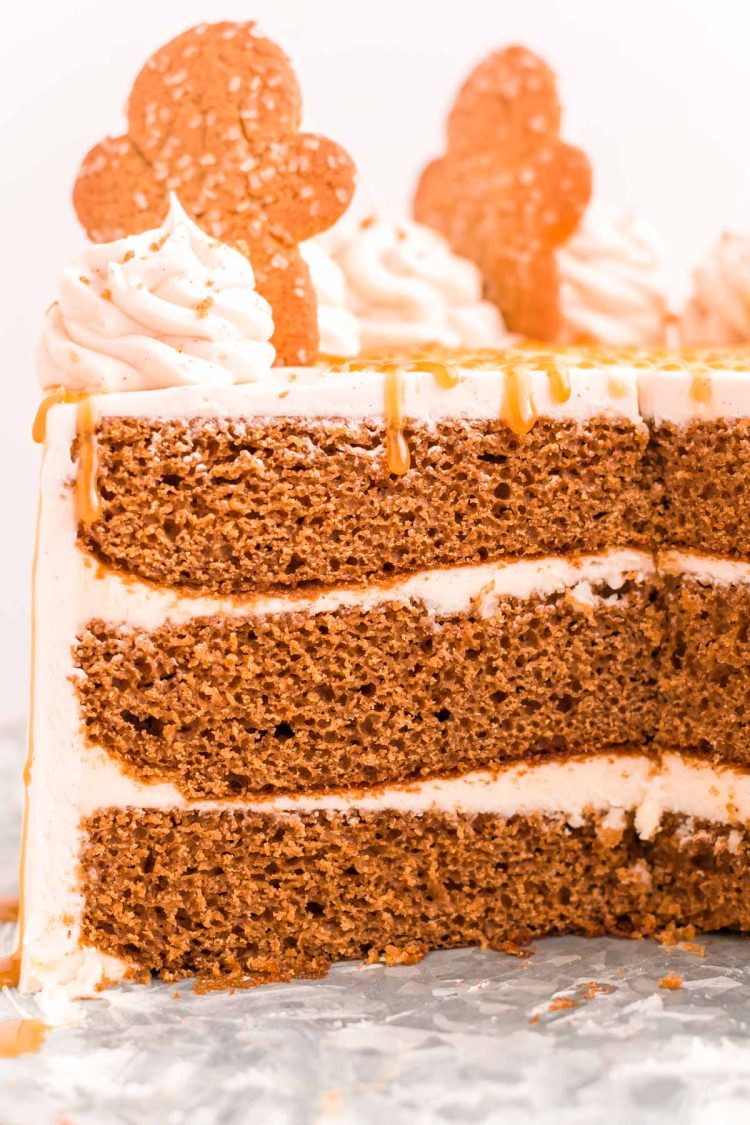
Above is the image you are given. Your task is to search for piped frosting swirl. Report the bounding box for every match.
[308,213,510,355]
[38,196,276,392]
[299,240,361,358]
[557,201,669,347]
[681,233,750,345]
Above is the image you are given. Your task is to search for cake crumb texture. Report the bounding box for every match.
[80,808,750,987]
[650,419,750,555]
[656,576,750,765]
[79,416,649,595]
[75,583,661,798]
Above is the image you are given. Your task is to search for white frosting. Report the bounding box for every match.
[22,408,130,1004]
[70,546,750,638]
[37,195,275,393]
[69,749,750,847]
[299,240,360,357]
[72,359,643,426]
[35,351,746,430]
[660,550,750,587]
[557,202,669,347]
[315,214,510,352]
[638,364,750,424]
[682,234,750,345]
[76,548,654,632]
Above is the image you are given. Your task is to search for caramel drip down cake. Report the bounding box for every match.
[16,319,750,999]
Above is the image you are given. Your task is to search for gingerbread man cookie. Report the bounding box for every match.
[73,22,357,365]
[414,46,591,340]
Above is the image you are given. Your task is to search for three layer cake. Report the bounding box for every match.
[9,21,750,1006]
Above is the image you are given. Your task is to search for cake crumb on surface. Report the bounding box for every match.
[548,996,580,1012]
[677,941,706,958]
[582,981,616,999]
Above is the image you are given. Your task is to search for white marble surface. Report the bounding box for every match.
[3,723,750,1124]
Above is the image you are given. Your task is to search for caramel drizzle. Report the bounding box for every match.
[538,356,572,405]
[324,343,750,376]
[33,389,101,524]
[336,354,462,475]
[499,356,571,436]
[383,364,410,476]
[607,375,629,400]
[0,770,27,988]
[31,386,67,444]
[0,949,21,988]
[0,1019,48,1058]
[326,349,573,469]
[74,397,101,524]
[501,364,536,435]
[0,897,19,924]
[408,359,461,390]
[689,368,713,405]
[384,359,463,474]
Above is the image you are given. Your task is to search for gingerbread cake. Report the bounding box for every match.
[8,22,750,1006]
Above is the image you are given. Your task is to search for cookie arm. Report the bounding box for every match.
[73,136,166,243]
[264,134,356,243]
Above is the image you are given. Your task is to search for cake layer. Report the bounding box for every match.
[43,353,750,597]
[79,806,750,986]
[22,746,750,996]
[73,548,750,796]
[75,552,660,798]
[657,563,750,764]
[649,420,750,556]
[639,365,750,555]
[78,414,648,595]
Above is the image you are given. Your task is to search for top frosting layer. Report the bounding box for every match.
[308,213,511,355]
[38,196,276,393]
[557,201,669,347]
[681,233,750,345]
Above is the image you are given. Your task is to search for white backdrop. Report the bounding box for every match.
[1,0,749,723]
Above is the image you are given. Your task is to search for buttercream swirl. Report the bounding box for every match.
[557,201,669,347]
[312,213,509,353]
[38,195,275,392]
[681,233,750,345]
[300,240,361,357]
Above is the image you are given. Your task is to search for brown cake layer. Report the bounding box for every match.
[650,420,750,555]
[79,415,649,595]
[657,576,750,764]
[80,806,750,986]
[75,578,662,798]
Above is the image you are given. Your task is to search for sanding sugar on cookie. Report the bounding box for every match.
[73,21,357,365]
[414,45,591,341]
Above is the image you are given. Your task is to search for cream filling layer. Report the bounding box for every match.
[76,746,750,842]
[78,549,655,631]
[77,550,750,634]
[659,550,750,587]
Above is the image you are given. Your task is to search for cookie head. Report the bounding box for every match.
[127,22,302,158]
[447,47,561,156]
[73,22,357,365]
[414,45,591,340]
